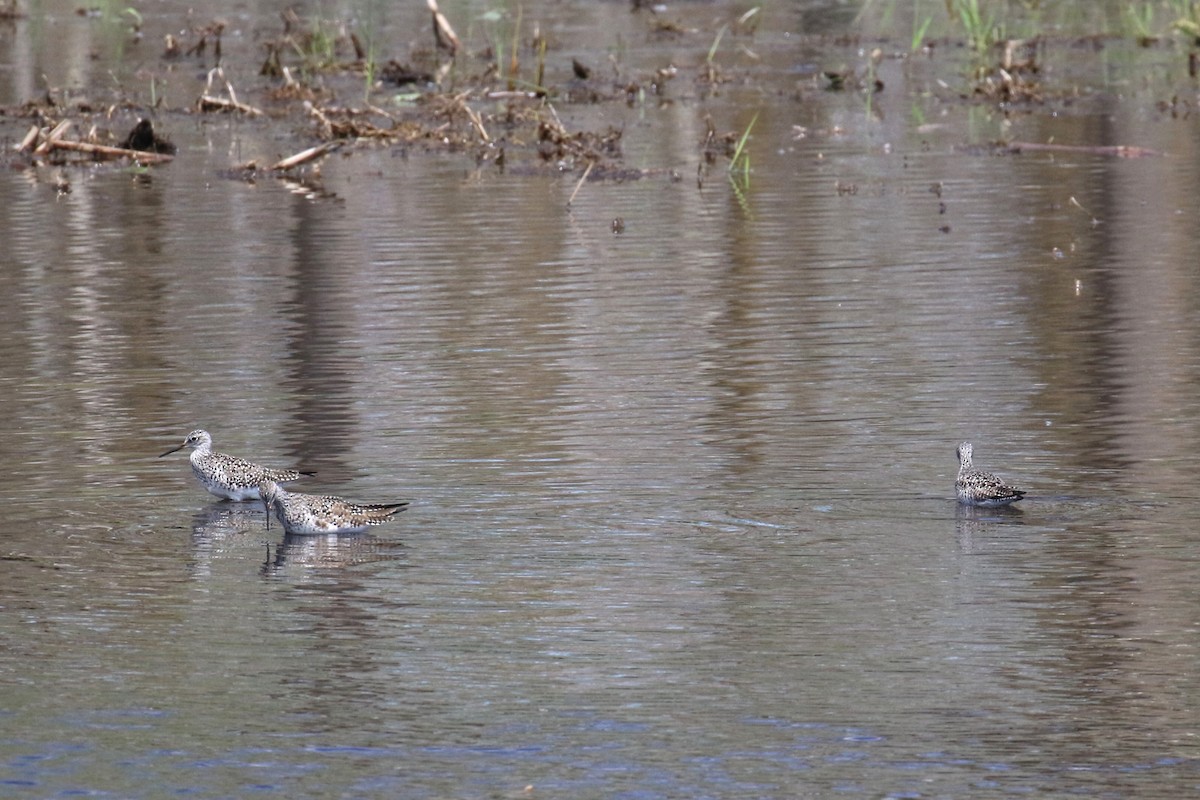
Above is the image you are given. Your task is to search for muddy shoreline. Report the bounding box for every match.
[2,2,1193,183]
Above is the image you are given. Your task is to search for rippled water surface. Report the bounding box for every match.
[4,1,1200,797]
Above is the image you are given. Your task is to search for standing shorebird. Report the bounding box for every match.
[955,441,1025,507]
[259,480,409,535]
[160,429,313,501]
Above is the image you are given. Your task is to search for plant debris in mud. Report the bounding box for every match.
[234,3,646,177]
[4,3,771,184]
[964,38,1046,104]
[10,2,1172,188]
[11,115,175,165]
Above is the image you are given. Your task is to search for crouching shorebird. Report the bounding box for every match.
[160,429,313,501]
[956,441,1025,507]
[259,480,409,535]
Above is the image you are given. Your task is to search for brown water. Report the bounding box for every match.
[4,1,1200,797]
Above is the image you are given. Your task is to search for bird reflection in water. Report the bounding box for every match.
[260,531,409,576]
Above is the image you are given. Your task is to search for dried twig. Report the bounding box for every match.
[365,103,397,123]
[305,101,334,138]
[460,101,489,142]
[567,159,594,206]
[40,139,175,163]
[544,102,566,131]
[197,94,264,116]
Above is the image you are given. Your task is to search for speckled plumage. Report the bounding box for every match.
[955,441,1025,507]
[259,480,409,535]
[160,429,311,501]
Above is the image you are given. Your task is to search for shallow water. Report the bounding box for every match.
[4,1,1200,797]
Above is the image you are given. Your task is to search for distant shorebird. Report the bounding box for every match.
[259,480,409,535]
[955,441,1025,507]
[160,429,313,501]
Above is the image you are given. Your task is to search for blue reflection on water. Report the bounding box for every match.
[5,711,1200,798]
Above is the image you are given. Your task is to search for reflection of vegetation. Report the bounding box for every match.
[1113,1,1200,44]
[728,111,758,188]
[79,0,146,61]
[725,115,758,215]
[1123,2,1155,42]
[912,12,933,52]
[478,6,521,89]
[864,48,881,116]
[121,6,142,30]
[856,0,1200,55]
[728,170,752,217]
[737,6,762,34]
[952,0,1001,53]
[295,17,339,75]
[470,4,549,94]
[355,0,387,103]
[91,0,143,32]
[1171,0,1200,41]
[864,0,1200,46]
[700,6,761,84]
[702,21,728,83]
[707,23,729,69]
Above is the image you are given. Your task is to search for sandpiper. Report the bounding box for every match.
[160,429,313,501]
[259,480,409,535]
[955,441,1025,507]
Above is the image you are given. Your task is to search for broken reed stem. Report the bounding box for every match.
[198,66,264,116]
[462,102,489,142]
[427,0,460,55]
[272,141,339,171]
[567,159,594,206]
[216,67,240,107]
[17,125,41,153]
[305,101,334,138]
[38,138,175,163]
[365,103,397,123]
[197,94,264,116]
[33,120,72,154]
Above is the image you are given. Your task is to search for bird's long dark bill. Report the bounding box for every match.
[263,499,271,530]
[158,443,186,457]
